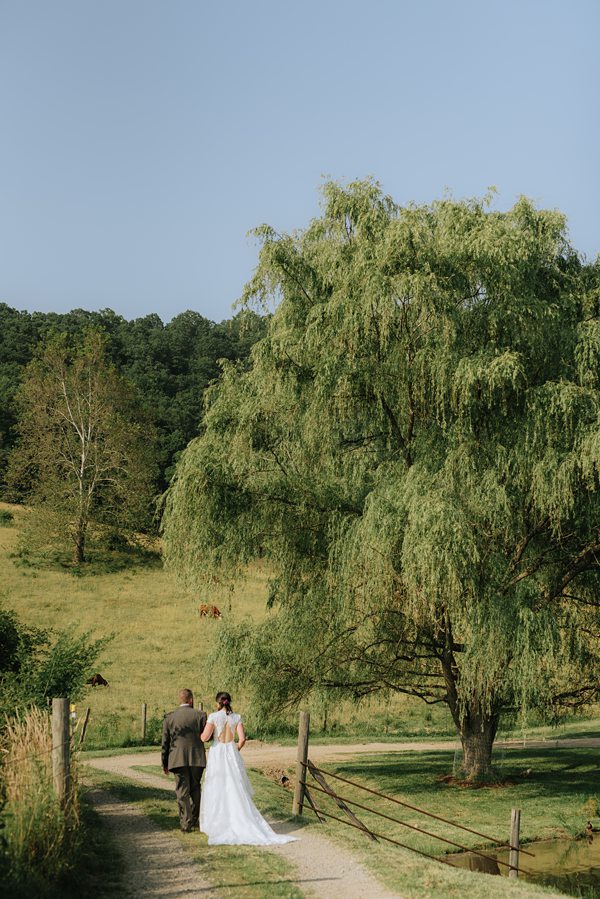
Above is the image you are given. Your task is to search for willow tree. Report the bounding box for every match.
[8,331,155,564]
[162,180,600,780]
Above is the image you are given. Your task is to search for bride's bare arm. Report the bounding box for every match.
[201,722,215,742]
[236,722,246,750]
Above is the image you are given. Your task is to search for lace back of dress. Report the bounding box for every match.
[218,715,235,744]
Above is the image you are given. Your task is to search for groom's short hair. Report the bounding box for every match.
[179,689,193,704]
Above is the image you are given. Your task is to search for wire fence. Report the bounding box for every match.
[302,759,533,876]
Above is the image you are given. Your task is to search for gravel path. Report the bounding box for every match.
[86,734,600,777]
[86,788,213,896]
[85,757,402,898]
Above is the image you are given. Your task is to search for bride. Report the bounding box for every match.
[199,691,297,846]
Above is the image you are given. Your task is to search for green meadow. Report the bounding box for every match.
[0,503,271,747]
[0,503,453,747]
[1,502,597,752]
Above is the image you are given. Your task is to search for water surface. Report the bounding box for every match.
[450,836,600,897]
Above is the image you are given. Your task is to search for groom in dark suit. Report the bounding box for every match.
[161,688,207,832]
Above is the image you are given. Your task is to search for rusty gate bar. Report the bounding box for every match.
[308,763,534,857]
[302,778,532,877]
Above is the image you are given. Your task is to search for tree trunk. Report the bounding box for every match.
[437,617,501,782]
[73,518,86,565]
[460,711,500,782]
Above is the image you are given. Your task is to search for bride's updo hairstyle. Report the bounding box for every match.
[216,691,232,714]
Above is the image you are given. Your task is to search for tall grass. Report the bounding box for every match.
[0,707,80,885]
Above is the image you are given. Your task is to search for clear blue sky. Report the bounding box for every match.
[0,0,598,323]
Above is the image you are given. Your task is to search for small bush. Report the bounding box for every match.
[0,509,14,526]
[145,712,164,745]
[0,607,112,718]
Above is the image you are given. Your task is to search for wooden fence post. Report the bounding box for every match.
[509,808,521,878]
[141,702,147,742]
[292,711,310,816]
[79,707,91,745]
[52,697,70,803]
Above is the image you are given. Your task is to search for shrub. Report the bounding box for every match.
[0,509,14,526]
[144,712,164,745]
[0,607,111,718]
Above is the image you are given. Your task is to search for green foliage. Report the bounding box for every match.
[0,607,110,714]
[0,509,14,526]
[0,609,30,676]
[163,180,600,779]
[0,303,267,496]
[7,331,157,563]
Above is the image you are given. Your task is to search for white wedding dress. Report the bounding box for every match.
[199,709,297,845]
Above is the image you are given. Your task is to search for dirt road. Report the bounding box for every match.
[84,744,405,898]
[86,733,600,781]
[84,736,596,897]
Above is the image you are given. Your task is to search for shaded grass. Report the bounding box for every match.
[60,799,128,899]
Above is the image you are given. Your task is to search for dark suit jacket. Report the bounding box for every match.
[161,705,207,771]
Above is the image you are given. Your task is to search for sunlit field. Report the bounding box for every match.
[2,502,597,751]
[0,503,274,746]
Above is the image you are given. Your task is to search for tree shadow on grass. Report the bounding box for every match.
[336,747,600,800]
[13,541,162,576]
[84,780,174,805]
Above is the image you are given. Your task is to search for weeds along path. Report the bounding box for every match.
[84,759,402,898]
[86,788,213,897]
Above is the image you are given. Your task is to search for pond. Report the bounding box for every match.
[450,836,600,898]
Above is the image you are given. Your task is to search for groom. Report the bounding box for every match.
[161,688,207,832]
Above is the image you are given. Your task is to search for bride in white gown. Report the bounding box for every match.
[199,692,297,846]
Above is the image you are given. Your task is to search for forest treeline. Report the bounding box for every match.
[0,302,266,499]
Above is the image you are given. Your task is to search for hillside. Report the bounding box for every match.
[0,503,271,746]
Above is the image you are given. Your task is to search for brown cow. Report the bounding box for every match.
[198,604,221,618]
[87,673,109,687]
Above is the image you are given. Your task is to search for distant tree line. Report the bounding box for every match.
[0,303,267,500]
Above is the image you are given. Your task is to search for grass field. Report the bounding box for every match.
[1,501,598,752]
[0,503,277,747]
[0,502,455,747]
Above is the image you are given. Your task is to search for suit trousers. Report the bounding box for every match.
[172,765,204,831]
